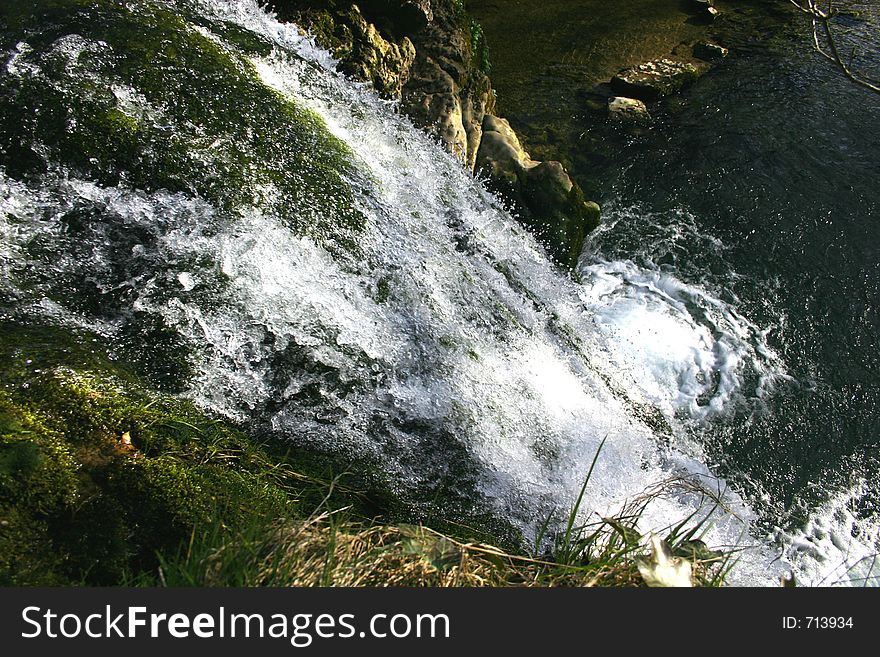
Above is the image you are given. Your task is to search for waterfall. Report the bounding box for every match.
[2,0,875,586]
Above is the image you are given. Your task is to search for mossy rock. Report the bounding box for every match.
[0,321,367,584]
[0,0,367,246]
[519,163,600,270]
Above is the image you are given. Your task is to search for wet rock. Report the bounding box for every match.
[476,115,600,269]
[400,0,494,169]
[475,115,534,184]
[409,89,469,161]
[272,3,416,98]
[690,0,719,21]
[520,163,601,268]
[337,5,417,98]
[402,53,490,166]
[611,58,707,101]
[274,1,493,168]
[608,96,651,124]
[357,0,434,37]
[693,41,728,61]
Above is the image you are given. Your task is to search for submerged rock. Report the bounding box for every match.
[608,96,652,124]
[611,58,707,101]
[692,0,719,19]
[693,41,728,61]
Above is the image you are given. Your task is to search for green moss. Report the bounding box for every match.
[0,0,367,248]
[470,20,491,74]
[451,0,490,74]
[0,320,366,585]
[190,17,275,57]
[559,188,600,271]
[0,399,78,513]
[302,10,356,57]
[374,276,392,303]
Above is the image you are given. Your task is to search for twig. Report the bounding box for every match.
[788,0,880,93]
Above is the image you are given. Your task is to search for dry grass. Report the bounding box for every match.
[261,517,513,587]
[169,512,645,587]
[142,458,740,588]
[150,505,728,588]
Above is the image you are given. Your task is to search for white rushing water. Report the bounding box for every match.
[2,0,876,585]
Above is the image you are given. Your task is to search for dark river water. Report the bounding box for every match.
[471,0,880,582]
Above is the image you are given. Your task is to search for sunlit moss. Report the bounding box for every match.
[0,0,367,246]
[0,321,362,584]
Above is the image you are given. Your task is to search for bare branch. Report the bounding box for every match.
[788,0,880,93]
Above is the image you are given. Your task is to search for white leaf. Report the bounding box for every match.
[638,534,693,587]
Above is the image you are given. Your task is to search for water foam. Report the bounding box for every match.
[577,256,786,422]
[777,479,880,586]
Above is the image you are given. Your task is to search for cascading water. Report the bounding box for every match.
[1,0,875,586]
